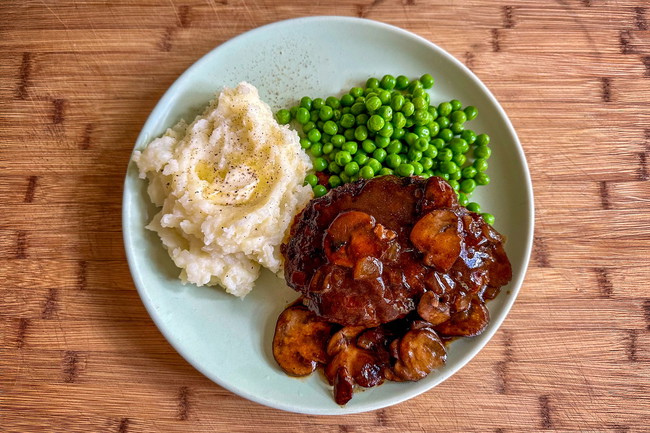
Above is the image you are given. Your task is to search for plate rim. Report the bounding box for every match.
[122,15,535,415]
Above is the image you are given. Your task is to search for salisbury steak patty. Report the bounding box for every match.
[282,175,512,328]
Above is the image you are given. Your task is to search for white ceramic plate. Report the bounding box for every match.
[123,16,534,415]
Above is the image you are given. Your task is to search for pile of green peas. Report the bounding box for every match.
[276,74,495,225]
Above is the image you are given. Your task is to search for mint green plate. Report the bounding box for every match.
[123,16,533,415]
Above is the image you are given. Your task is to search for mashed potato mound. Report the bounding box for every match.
[133,82,313,297]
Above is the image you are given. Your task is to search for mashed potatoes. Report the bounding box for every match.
[133,82,313,297]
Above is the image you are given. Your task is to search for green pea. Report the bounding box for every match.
[449,138,469,154]
[427,105,438,121]
[395,75,410,90]
[393,127,406,139]
[450,110,467,124]
[365,96,382,112]
[414,138,429,152]
[450,122,464,134]
[329,175,342,188]
[401,101,415,117]
[475,133,490,146]
[366,77,380,88]
[350,87,364,98]
[457,192,469,206]
[290,106,298,118]
[309,142,323,157]
[354,152,369,165]
[481,212,495,225]
[368,114,385,132]
[319,105,333,121]
[438,102,452,117]
[307,129,321,143]
[436,116,450,129]
[452,153,466,167]
[375,135,390,149]
[413,109,430,126]
[340,113,355,128]
[378,90,392,105]
[404,132,418,146]
[323,120,338,136]
[331,134,345,147]
[300,96,312,110]
[377,106,393,121]
[427,121,440,137]
[380,74,396,90]
[350,102,365,116]
[420,73,435,89]
[437,148,453,161]
[335,151,352,166]
[322,143,334,155]
[343,128,355,141]
[276,109,291,124]
[413,97,428,111]
[378,122,393,138]
[386,140,402,154]
[340,172,351,183]
[423,146,438,159]
[295,107,310,124]
[304,174,318,186]
[311,98,324,110]
[313,184,327,197]
[396,163,415,177]
[408,80,423,93]
[379,167,394,176]
[325,96,340,109]
[448,179,460,191]
[328,161,342,174]
[474,158,489,172]
[420,157,434,170]
[344,161,360,176]
[407,148,422,162]
[310,110,319,122]
[475,172,490,185]
[450,99,462,111]
[430,138,445,150]
[440,161,459,174]
[466,201,481,213]
[474,145,492,159]
[448,170,462,181]
[342,141,358,154]
[300,138,311,149]
[372,148,387,163]
[340,94,354,107]
[460,179,477,194]
[386,153,401,169]
[391,94,405,111]
[461,166,477,179]
[356,113,369,126]
[437,128,453,142]
[412,161,424,175]
[366,158,382,173]
[461,129,477,144]
[354,125,368,141]
[360,165,375,179]
[360,139,375,154]
[464,106,478,120]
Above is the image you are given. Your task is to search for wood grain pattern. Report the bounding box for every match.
[1,0,649,431]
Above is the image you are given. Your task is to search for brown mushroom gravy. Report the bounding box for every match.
[275,175,512,405]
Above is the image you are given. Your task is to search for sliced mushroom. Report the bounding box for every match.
[272,304,335,376]
[434,297,490,337]
[324,326,384,402]
[420,176,457,213]
[324,211,380,267]
[410,210,462,272]
[387,325,447,381]
[417,291,451,326]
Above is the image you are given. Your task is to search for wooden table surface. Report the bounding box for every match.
[1,1,649,431]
